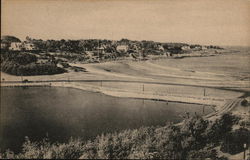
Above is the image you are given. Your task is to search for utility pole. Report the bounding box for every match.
[143,84,145,107]
[98,39,100,61]
[243,143,247,160]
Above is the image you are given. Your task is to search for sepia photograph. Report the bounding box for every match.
[0,0,250,159]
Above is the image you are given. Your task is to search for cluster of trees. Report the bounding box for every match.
[30,38,115,53]
[1,35,21,43]
[1,113,248,159]
[207,45,224,49]
[1,52,66,76]
[29,38,195,57]
[1,52,37,65]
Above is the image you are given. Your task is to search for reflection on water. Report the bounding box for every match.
[0,87,213,153]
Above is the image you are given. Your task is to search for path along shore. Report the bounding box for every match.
[1,80,244,121]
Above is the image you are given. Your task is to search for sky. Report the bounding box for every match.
[1,0,250,46]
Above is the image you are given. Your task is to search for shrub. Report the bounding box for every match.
[0,113,240,159]
[1,52,37,65]
[1,61,66,76]
[206,113,240,144]
[1,52,66,76]
[187,148,218,160]
[220,128,250,154]
[241,99,248,107]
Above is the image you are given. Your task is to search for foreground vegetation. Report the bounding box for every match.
[1,113,249,159]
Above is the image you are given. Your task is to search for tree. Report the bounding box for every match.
[206,113,239,144]
[1,35,21,43]
[221,128,250,154]
[25,36,32,42]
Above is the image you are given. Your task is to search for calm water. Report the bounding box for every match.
[0,87,213,153]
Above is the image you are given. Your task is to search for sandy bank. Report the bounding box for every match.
[50,82,234,110]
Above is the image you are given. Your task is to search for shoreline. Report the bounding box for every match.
[1,82,239,115]
[51,83,243,121]
[1,82,243,129]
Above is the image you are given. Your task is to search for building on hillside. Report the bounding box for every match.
[157,45,164,51]
[194,46,202,50]
[202,46,207,50]
[1,42,9,50]
[116,45,129,53]
[96,46,105,54]
[8,42,36,51]
[24,42,36,51]
[9,42,23,51]
[181,45,191,50]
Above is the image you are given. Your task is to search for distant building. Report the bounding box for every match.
[96,46,105,54]
[202,46,207,50]
[8,42,36,51]
[181,45,190,50]
[157,45,164,51]
[1,42,9,50]
[194,46,202,50]
[24,42,36,51]
[9,42,23,51]
[116,45,129,53]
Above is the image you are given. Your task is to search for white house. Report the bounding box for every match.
[9,42,23,51]
[157,45,164,51]
[181,45,191,50]
[116,45,128,53]
[96,46,105,54]
[1,42,8,50]
[194,46,202,50]
[9,42,36,51]
[24,42,36,51]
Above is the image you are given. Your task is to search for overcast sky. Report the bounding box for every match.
[1,0,250,46]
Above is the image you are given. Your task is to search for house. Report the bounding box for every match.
[202,46,207,50]
[9,42,23,51]
[1,42,9,50]
[157,45,164,51]
[181,45,190,50]
[24,42,36,51]
[192,45,202,50]
[96,46,105,54]
[116,45,129,53]
[8,42,36,51]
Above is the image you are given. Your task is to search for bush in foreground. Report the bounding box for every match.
[221,128,250,155]
[0,113,244,159]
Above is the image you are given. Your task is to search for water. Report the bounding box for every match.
[0,87,213,153]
